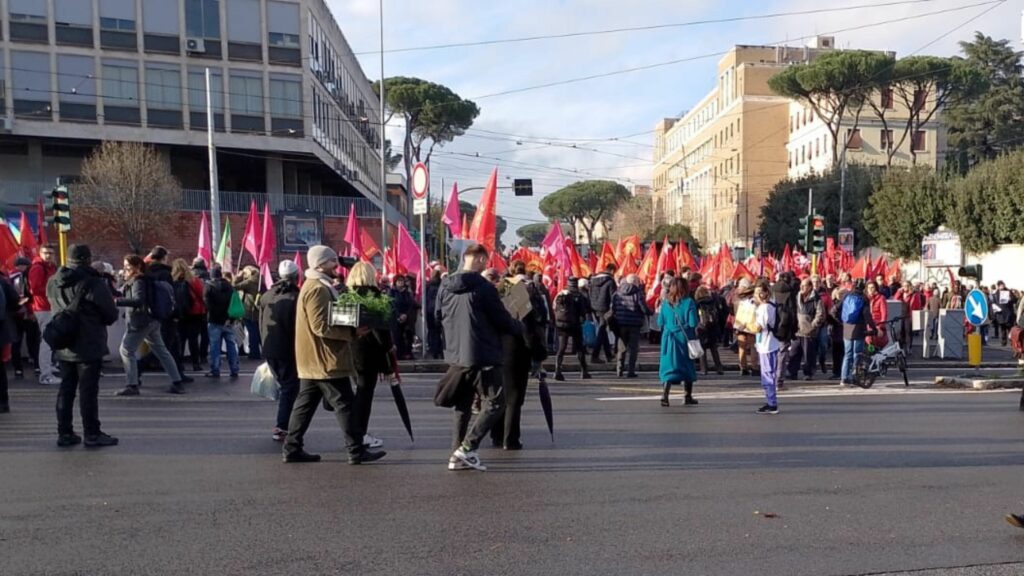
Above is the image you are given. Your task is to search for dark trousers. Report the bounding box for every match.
[162,320,185,376]
[0,359,8,408]
[616,326,642,374]
[787,336,819,378]
[492,345,530,448]
[267,358,300,431]
[12,317,40,373]
[831,338,844,377]
[355,368,380,435]
[244,318,262,359]
[700,342,723,374]
[426,318,444,359]
[179,315,204,368]
[56,360,102,436]
[198,314,210,363]
[556,327,587,373]
[284,377,363,457]
[452,367,505,452]
[591,316,614,361]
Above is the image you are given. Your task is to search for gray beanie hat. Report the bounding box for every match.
[306,245,338,269]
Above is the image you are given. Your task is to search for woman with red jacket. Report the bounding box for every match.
[171,259,207,372]
[865,281,889,350]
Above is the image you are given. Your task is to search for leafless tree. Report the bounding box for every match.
[77,141,181,254]
[607,195,654,240]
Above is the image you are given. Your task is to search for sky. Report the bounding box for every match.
[326,0,1020,245]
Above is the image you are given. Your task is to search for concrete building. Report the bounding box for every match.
[0,0,406,260]
[652,37,942,251]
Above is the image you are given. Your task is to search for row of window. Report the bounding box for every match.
[789,89,930,134]
[307,11,376,143]
[787,128,929,168]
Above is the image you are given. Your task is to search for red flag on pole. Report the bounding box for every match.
[442,182,462,239]
[0,222,19,270]
[468,168,498,251]
[637,243,659,290]
[343,203,363,260]
[360,227,380,260]
[676,241,697,271]
[257,202,276,267]
[18,211,37,258]
[197,211,213,265]
[242,200,260,263]
[596,241,618,272]
[488,251,508,274]
[293,251,304,287]
[780,244,794,273]
[396,224,422,277]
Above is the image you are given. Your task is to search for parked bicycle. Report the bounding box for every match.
[853,317,909,389]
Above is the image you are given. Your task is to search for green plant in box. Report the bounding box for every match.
[335,291,393,329]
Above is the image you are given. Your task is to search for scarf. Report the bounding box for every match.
[305,269,339,300]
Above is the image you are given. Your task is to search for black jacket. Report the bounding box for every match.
[0,276,17,347]
[437,271,522,368]
[349,286,395,374]
[589,273,617,314]
[147,262,173,284]
[612,282,649,328]
[258,280,299,361]
[425,280,441,324]
[116,275,154,330]
[205,278,235,325]
[46,265,119,362]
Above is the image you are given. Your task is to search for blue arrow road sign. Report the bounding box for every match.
[965,289,989,327]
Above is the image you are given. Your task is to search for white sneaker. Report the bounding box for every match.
[363,434,384,449]
[452,447,486,471]
[448,456,472,471]
[39,376,61,386]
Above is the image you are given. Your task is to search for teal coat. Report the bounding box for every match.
[657,297,699,384]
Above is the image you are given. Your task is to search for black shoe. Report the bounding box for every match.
[180,375,195,384]
[554,372,565,382]
[660,397,670,407]
[229,373,239,380]
[804,375,814,381]
[84,433,119,447]
[627,373,639,378]
[581,372,592,380]
[504,442,524,451]
[283,450,321,463]
[192,365,203,372]
[741,369,751,376]
[14,370,23,379]
[348,450,386,465]
[57,433,82,447]
[167,383,186,395]
[717,369,725,376]
[204,372,220,379]
[115,385,140,397]
[756,404,780,415]
[684,396,699,406]
[590,356,601,365]
[1006,514,1024,529]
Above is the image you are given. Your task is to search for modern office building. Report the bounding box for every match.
[652,37,944,251]
[0,0,405,259]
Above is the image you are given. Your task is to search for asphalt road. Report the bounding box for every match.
[2,364,1024,576]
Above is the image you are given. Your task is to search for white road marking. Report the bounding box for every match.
[597,386,1018,401]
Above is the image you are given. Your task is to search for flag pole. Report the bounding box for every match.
[378,0,388,252]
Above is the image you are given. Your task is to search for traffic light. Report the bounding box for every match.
[811,214,826,253]
[44,185,71,232]
[797,215,811,252]
[958,264,983,282]
[514,179,533,196]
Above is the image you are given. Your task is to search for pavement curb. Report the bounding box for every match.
[934,375,1024,390]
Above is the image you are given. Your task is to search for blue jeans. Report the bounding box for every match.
[759,350,778,407]
[244,318,262,359]
[209,323,240,376]
[841,338,864,383]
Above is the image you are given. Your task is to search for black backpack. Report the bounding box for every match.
[698,300,719,332]
[146,277,177,322]
[43,283,87,351]
[773,295,799,341]
[554,292,581,328]
[173,280,192,319]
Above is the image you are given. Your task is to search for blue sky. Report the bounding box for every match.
[326,0,1019,244]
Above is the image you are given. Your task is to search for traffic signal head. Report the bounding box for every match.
[44,185,71,232]
[958,264,983,281]
[797,216,811,252]
[811,215,826,253]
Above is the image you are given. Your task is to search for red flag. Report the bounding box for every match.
[197,211,213,265]
[488,251,508,274]
[257,202,276,267]
[618,235,641,278]
[0,223,19,270]
[383,247,398,277]
[396,224,422,277]
[676,241,697,272]
[468,168,498,251]
[293,251,304,287]
[566,238,586,279]
[461,214,469,239]
[343,203,363,260]
[780,244,794,273]
[871,255,887,281]
[851,256,869,280]
[18,212,37,258]
[242,200,260,263]
[613,238,626,265]
[732,262,756,283]
[655,237,676,275]
[360,227,380,260]
[587,250,598,276]
[596,242,618,272]
[637,243,659,290]
[511,247,544,273]
[887,260,901,284]
[443,182,462,239]
[716,244,736,288]
[36,198,48,246]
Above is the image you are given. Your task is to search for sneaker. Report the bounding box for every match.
[626,373,639,378]
[39,376,60,386]
[84,433,119,447]
[581,372,592,380]
[166,383,186,395]
[283,450,321,463]
[57,433,82,447]
[756,404,780,415]
[363,434,384,449]
[115,385,140,397]
[348,450,386,465]
[452,447,486,471]
[204,372,220,379]
[1006,514,1024,529]
[180,375,195,384]
[448,456,473,471]
[271,428,287,442]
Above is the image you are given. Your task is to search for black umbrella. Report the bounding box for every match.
[388,349,414,441]
[538,377,554,441]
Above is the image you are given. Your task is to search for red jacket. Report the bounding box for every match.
[27,258,57,312]
[867,293,889,348]
[188,278,206,316]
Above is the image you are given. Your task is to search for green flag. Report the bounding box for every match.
[216,218,233,274]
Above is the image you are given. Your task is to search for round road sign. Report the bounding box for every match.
[411,162,429,200]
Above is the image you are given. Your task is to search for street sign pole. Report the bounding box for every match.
[411,162,429,360]
[965,288,989,370]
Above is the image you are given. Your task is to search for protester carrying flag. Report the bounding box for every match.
[468,168,499,251]
[443,183,462,239]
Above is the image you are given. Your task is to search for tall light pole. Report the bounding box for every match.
[206,67,221,246]
[378,0,388,250]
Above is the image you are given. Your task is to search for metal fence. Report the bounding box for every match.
[181,189,382,218]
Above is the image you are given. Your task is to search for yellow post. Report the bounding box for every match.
[967,332,982,367]
[58,230,68,266]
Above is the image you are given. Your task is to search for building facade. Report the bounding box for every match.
[0,0,405,258]
[653,37,944,251]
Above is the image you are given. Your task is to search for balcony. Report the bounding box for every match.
[181,189,406,224]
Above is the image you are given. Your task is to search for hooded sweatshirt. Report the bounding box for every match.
[46,265,119,362]
[589,273,617,314]
[437,270,522,368]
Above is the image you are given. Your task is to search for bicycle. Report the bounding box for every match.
[852,317,909,389]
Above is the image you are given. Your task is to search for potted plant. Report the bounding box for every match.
[331,290,393,330]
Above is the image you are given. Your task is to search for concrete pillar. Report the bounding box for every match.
[28,140,44,179]
[266,155,284,212]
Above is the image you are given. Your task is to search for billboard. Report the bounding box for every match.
[921,230,962,267]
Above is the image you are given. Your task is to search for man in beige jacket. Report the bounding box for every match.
[282,245,385,465]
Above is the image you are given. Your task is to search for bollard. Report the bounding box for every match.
[967,332,982,368]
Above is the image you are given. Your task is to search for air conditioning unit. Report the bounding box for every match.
[334,159,343,172]
[186,37,206,53]
[352,170,359,182]
[0,117,11,132]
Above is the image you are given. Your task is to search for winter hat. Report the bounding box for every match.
[68,244,92,265]
[278,260,299,279]
[192,258,208,269]
[14,256,30,267]
[306,245,338,270]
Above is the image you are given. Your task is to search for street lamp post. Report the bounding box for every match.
[378,0,388,251]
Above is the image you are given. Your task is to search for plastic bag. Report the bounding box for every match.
[250,362,279,401]
[582,320,597,348]
[228,290,246,320]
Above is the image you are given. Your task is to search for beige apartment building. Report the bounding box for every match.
[653,37,945,250]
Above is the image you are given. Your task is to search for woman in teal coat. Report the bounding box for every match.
[658,276,699,407]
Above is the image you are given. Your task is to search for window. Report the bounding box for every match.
[102,62,139,106]
[101,17,135,31]
[845,128,862,150]
[188,69,224,130]
[227,0,260,42]
[12,51,52,118]
[55,0,91,25]
[880,87,894,110]
[58,55,97,122]
[142,0,179,35]
[911,130,927,152]
[147,68,182,109]
[186,0,220,39]
[10,0,49,42]
[815,139,820,158]
[912,89,927,112]
[100,0,137,49]
[880,129,894,150]
[230,74,263,115]
[270,77,301,117]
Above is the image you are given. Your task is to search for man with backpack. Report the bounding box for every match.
[148,247,193,383]
[554,277,592,381]
[45,245,120,446]
[115,254,185,396]
[771,272,800,388]
[838,279,876,386]
[612,274,650,378]
[204,266,240,379]
[588,263,618,364]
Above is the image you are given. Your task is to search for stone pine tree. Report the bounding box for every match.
[77,141,181,254]
[516,223,554,247]
[538,180,630,246]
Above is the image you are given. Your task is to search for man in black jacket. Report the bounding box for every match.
[259,260,301,442]
[146,246,192,383]
[45,245,120,447]
[554,278,592,381]
[204,266,240,378]
[589,264,617,364]
[8,257,39,380]
[612,274,649,378]
[437,243,522,472]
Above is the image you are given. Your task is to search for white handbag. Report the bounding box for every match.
[687,339,704,360]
